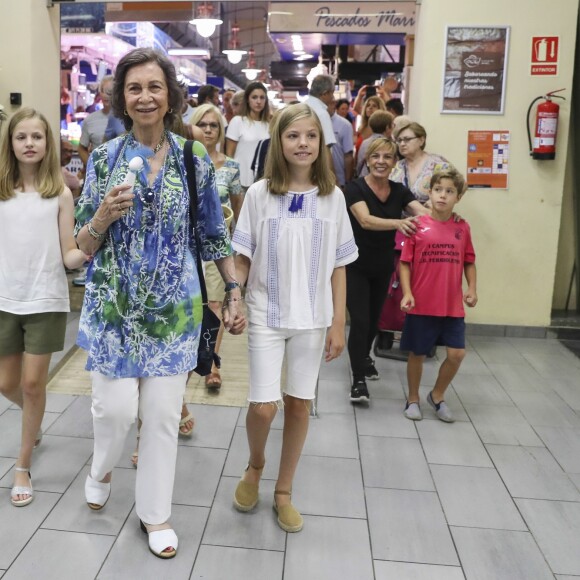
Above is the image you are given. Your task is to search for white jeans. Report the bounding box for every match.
[90,372,187,525]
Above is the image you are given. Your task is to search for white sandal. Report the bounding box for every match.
[11,467,34,507]
[85,474,111,511]
[140,520,178,559]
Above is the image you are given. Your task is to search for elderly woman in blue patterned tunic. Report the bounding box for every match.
[74,48,245,559]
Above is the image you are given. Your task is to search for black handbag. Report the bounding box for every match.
[183,140,221,376]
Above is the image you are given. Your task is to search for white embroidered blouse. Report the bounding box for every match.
[232,180,358,329]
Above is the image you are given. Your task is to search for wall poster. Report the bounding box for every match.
[442,26,510,115]
[466,130,510,189]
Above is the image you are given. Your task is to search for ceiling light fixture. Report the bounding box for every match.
[190,1,222,39]
[242,48,262,81]
[222,21,247,64]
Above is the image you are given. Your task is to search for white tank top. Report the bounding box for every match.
[0,191,70,314]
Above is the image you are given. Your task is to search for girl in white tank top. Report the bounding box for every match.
[0,108,87,508]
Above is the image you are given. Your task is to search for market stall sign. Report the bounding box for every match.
[268,1,416,34]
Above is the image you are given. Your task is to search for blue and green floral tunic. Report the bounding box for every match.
[74,132,232,378]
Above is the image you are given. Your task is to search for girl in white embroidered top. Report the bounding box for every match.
[0,108,87,508]
[231,103,358,532]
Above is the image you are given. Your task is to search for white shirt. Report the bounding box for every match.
[0,192,69,314]
[304,96,337,148]
[232,180,358,329]
[226,116,270,187]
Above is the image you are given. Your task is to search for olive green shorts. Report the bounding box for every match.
[0,310,67,356]
[204,261,226,303]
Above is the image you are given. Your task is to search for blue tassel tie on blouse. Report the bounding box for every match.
[288,194,304,213]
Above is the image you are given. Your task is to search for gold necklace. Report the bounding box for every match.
[152,131,166,154]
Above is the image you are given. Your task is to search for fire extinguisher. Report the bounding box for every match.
[527,88,566,160]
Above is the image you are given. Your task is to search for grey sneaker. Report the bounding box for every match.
[427,391,455,423]
[404,401,422,421]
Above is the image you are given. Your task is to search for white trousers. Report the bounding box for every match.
[90,371,187,525]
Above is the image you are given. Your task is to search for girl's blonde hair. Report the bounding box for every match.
[0,107,64,201]
[264,103,335,196]
[360,96,386,132]
[190,104,225,149]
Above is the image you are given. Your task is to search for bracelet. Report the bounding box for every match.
[224,281,241,293]
[222,296,244,309]
[87,221,105,241]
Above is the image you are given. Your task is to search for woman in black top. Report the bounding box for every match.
[344,138,428,402]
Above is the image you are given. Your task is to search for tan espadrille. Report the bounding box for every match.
[233,462,264,512]
[273,490,303,532]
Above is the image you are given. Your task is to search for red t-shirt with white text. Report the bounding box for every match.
[400,215,476,317]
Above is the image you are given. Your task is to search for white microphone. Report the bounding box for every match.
[125,156,144,194]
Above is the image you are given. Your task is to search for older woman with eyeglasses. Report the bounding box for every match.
[74,48,245,559]
[191,104,243,389]
[390,121,450,204]
[344,138,429,403]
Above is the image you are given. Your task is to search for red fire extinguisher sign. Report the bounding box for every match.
[531,36,559,76]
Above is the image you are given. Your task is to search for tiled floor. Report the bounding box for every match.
[1,331,580,579]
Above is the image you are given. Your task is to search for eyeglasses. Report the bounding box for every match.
[396,136,419,145]
[197,122,219,131]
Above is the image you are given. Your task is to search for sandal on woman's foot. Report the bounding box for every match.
[178,412,194,437]
[11,467,33,507]
[85,474,111,511]
[233,462,264,512]
[140,520,178,559]
[273,490,303,533]
[204,371,222,390]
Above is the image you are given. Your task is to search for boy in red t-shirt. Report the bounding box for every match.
[399,169,477,422]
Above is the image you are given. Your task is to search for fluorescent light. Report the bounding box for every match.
[168,48,210,58]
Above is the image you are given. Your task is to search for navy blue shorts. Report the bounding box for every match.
[400,314,465,356]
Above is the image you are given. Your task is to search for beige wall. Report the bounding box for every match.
[0,1,61,137]
[409,0,579,327]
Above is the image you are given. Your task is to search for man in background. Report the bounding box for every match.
[304,74,337,152]
[328,99,354,188]
[222,88,236,124]
[78,76,114,168]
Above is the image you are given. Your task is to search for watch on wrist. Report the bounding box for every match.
[224,281,241,292]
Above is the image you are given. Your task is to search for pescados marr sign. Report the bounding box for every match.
[268,2,417,34]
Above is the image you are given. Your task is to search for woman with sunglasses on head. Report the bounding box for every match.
[191,104,243,389]
[74,48,245,560]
